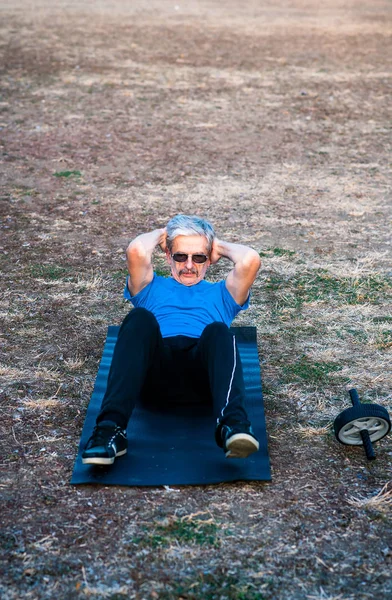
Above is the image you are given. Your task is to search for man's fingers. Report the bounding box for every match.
[159,228,167,251]
[209,238,222,264]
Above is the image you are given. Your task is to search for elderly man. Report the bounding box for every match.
[82,214,261,466]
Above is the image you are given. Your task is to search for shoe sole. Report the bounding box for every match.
[82,449,127,465]
[225,434,259,459]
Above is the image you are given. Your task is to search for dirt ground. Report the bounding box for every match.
[1,1,391,598]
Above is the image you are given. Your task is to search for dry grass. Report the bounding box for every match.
[75,273,106,291]
[296,424,333,438]
[63,356,87,371]
[348,483,392,512]
[1,0,392,599]
[20,398,61,410]
[79,565,130,597]
[306,590,354,600]
[0,364,22,378]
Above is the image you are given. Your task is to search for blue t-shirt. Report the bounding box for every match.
[124,274,249,338]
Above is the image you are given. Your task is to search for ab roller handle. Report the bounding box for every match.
[348,389,375,461]
[334,388,391,461]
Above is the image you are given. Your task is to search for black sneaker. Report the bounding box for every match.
[82,421,127,465]
[215,422,259,459]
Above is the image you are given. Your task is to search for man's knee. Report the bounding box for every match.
[202,322,231,340]
[121,308,160,334]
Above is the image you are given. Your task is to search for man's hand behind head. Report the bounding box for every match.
[159,228,167,252]
[209,237,221,265]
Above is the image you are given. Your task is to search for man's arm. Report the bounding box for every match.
[210,238,261,305]
[126,228,167,296]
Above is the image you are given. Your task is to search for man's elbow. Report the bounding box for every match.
[243,249,261,273]
[126,240,148,263]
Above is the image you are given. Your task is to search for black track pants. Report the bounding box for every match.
[97,308,250,429]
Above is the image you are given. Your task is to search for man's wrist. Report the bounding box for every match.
[213,239,233,261]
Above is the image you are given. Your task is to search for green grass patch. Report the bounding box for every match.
[284,356,344,384]
[155,266,169,277]
[264,269,391,306]
[10,185,39,198]
[111,270,128,281]
[30,264,71,280]
[130,519,219,549]
[259,247,296,258]
[338,328,368,343]
[375,330,392,349]
[158,574,266,600]
[157,519,218,545]
[373,316,392,323]
[283,323,329,338]
[53,170,82,178]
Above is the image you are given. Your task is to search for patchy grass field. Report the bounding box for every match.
[0,1,391,598]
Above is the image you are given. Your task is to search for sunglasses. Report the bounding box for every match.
[171,252,209,264]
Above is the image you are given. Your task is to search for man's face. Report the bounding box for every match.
[166,235,211,286]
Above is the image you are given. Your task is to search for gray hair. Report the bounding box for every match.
[166,214,215,252]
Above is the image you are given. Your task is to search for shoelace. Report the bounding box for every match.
[91,425,118,444]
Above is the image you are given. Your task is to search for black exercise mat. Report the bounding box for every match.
[71,326,271,486]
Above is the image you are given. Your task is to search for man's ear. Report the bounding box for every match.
[165,248,171,265]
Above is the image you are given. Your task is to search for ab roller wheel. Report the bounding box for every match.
[334,389,391,460]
